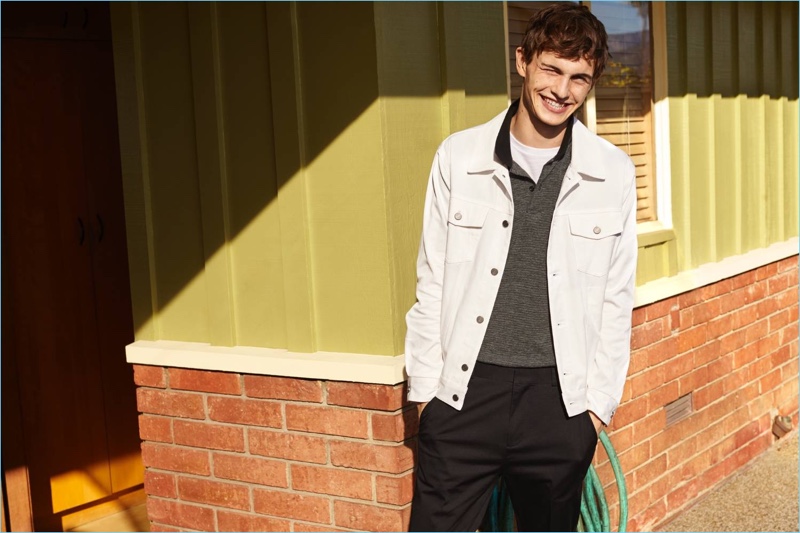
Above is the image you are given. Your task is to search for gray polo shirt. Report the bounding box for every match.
[477,101,573,368]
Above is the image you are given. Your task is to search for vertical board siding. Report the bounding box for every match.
[139,4,208,342]
[113,2,508,354]
[666,1,798,273]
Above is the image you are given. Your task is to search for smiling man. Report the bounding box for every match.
[405,4,638,531]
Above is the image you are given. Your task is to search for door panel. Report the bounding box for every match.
[2,3,142,528]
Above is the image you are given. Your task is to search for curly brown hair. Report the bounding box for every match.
[520,3,610,81]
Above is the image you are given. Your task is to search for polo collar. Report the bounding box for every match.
[494,99,572,170]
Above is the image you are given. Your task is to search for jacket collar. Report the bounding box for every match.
[468,100,611,182]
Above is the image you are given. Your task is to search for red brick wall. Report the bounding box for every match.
[133,256,798,532]
[134,370,418,532]
[597,256,799,531]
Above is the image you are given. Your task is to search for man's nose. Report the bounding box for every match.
[552,76,570,99]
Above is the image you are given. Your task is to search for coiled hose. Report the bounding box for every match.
[481,430,628,532]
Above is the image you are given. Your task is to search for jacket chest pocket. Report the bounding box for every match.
[568,211,623,277]
[445,198,490,263]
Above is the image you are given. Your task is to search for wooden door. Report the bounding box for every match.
[2,3,142,530]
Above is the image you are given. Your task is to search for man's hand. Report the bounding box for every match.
[417,401,429,416]
[588,411,603,435]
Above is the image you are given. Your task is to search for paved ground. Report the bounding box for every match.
[658,432,798,532]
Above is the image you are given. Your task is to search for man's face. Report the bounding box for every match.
[516,49,594,130]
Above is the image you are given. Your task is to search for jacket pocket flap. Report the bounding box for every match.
[568,211,623,240]
[448,198,490,228]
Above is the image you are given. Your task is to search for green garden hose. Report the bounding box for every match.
[482,430,628,532]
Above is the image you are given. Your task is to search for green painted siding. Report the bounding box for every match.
[112,2,508,354]
[665,1,799,273]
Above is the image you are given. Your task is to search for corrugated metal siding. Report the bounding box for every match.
[666,2,798,271]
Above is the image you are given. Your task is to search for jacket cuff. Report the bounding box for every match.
[586,388,618,426]
[407,377,439,403]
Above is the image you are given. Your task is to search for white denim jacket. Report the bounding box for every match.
[404,106,637,425]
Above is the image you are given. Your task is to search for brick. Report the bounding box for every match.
[216,510,291,532]
[631,410,664,443]
[692,299,721,326]
[663,352,694,382]
[249,429,327,464]
[291,464,372,500]
[213,452,288,488]
[147,498,215,531]
[720,330,747,355]
[632,307,647,327]
[719,287,748,314]
[330,440,415,474]
[666,479,699,510]
[137,389,205,419]
[677,325,707,354]
[733,420,761,448]
[665,435,697,470]
[631,319,664,351]
[693,380,724,410]
[693,339,720,366]
[334,501,411,532]
[720,367,747,395]
[768,271,793,295]
[630,365,666,397]
[376,472,414,505]
[372,408,420,441]
[643,337,678,368]
[706,316,733,340]
[286,405,368,438]
[618,441,651,479]
[759,367,782,393]
[678,289,703,308]
[745,281,767,303]
[645,297,677,321]
[327,382,406,411]
[245,376,323,402]
[139,415,172,443]
[707,353,733,381]
[628,349,648,375]
[207,397,282,428]
[169,368,241,395]
[178,476,250,510]
[731,269,757,290]
[678,365,709,396]
[755,298,778,319]
[769,310,791,333]
[610,395,649,427]
[776,256,797,272]
[134,365,166,388]
[173,420,245,452]
[253,489,330,524]
[144,471,177,498]
[733,345,759,369]
[649,380,680,409]
[632,454,667,494]
[743,319,769,346]
[731,304,758,330]
[141,443,210,475]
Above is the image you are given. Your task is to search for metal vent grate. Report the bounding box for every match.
[665,393,693,426]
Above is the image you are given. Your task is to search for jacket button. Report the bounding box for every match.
[491,268,498,276]
[461,364,468,371]
[593,226,601,234]
[476,316,484,324]
[502,220,509,228]
[454,212,462,221]
[452,394,459,402]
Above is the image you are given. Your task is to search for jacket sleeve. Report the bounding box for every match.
[586,157,638,425]
[404,142,451,403]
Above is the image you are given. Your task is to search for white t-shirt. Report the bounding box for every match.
[510,132,560,183]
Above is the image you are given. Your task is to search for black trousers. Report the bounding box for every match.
[409,362,598,532]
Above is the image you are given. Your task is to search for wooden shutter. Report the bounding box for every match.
[505,1,657,222]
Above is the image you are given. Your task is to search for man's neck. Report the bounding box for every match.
[510,104,568,149]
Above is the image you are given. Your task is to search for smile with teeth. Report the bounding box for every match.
[542,95,569,112]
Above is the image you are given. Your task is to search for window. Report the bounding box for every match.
[506,1,657,222]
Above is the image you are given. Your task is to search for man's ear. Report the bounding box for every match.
[515,47,527,78]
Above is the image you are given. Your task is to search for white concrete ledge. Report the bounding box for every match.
[126,340,407,385]
[634,238,798,307]
[128,239,797,383]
